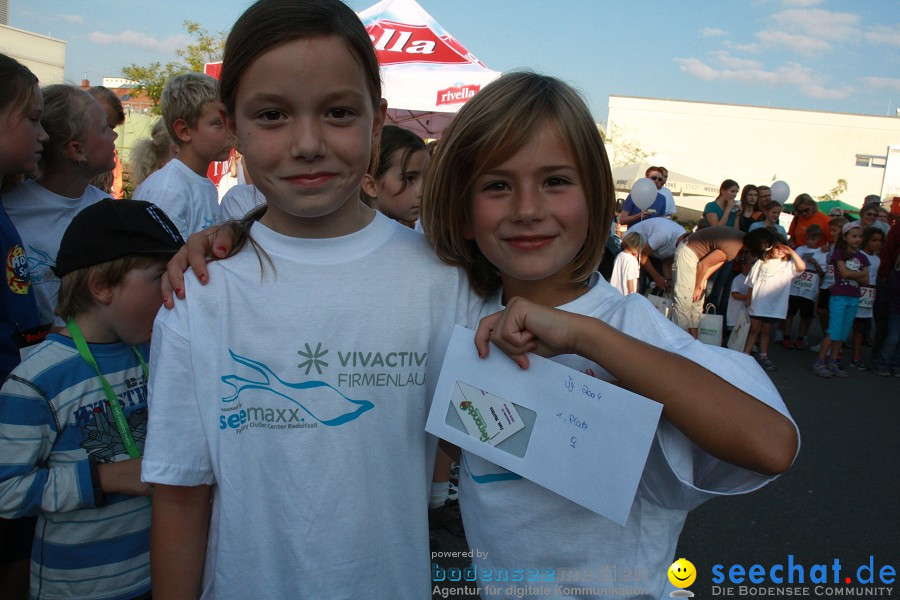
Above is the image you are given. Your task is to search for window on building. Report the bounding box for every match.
[856,154,887,168]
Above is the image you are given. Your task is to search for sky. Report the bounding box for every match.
[8,0,900,123]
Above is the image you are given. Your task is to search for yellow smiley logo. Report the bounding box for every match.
[668,558,696,588]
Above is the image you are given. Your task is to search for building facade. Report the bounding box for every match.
[607,96,900,210]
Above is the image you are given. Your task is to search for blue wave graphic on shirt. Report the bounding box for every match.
[463,453,523,484]
[220,350,373,426]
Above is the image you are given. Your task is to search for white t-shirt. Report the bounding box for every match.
[625,218,685,259]
[791,247,827,302]
[459,274,797,600]
[142,214,471,600]
[726,272,749,327]
[746,258,803,319]
[610,251,640,295]
[856,251,880,319]
[219,184,265,221]
[133,158,220,240]
[3,180,107,325]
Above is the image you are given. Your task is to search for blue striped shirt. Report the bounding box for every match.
[0,334,151,600]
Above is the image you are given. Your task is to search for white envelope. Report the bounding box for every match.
[426,325,663,526]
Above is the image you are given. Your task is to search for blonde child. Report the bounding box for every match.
[423,72,797,599]
[849,227,882,369]
[361,124,427,228]
[0,200,183,599]
[133,72,231,240]
[814,222,870,377]
[610,231,645,295]
[4,85,117,326]
[140,2,469,598]
[740,229,805,370]
[128,117,178,188]
[782,224,826,349]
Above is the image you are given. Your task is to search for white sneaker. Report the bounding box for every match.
[809,342,821,352]
[773,330,785,342]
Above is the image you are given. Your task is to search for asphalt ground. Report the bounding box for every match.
[431,322,899,599]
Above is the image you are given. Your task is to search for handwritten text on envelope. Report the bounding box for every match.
[426,325,663,526]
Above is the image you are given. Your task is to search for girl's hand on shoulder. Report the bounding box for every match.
[474,297,579,369]
[162,224,238,308]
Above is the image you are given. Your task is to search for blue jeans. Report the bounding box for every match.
[874,314,900,370]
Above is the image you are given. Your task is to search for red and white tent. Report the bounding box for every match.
[204,0,499,182]
[358,0,501,137]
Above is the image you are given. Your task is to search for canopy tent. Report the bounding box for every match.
[358,0,500,138]
[205,0,499,139]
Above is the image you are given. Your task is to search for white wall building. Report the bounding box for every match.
[607,95,900,211]
[0,24,65,85]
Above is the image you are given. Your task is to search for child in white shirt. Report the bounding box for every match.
[610,231,645,295]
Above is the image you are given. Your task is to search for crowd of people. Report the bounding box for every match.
[0,1,893,598]
[610,176,899,378]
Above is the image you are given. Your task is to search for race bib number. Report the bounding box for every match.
[822,263,835,288]
[790,270,817,299]
[859,286,876,310]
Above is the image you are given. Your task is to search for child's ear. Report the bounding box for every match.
[360,174,378,199]
[172,118,192,144]
[87,271,114,306]
[65,139,86,165]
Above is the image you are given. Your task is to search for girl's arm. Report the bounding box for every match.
[474,298,798,475]
[151,484,211,600]
[163,225,238,307]
[779,244,806,273]
[835,260,868,283]
[626,279,637,295]
[693,249,727,301]
[744,286,753,307]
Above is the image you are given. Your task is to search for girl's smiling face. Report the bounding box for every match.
[228,35,385,239]
[765,204,782,223]
[464,119,589,305]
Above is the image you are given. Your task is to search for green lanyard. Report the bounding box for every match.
[66,319,147,460]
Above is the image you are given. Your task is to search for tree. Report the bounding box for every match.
[121,21,226,114]
[605,124,654,167]
[817,178,848,202]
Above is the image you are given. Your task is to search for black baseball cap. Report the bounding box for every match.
[53,199,185,277]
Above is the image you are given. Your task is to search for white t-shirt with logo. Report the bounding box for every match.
[142,214,471,599]
[3,180,107,325]
[856,251,880,319]
[459,275,798,600]
[133,158,220,240]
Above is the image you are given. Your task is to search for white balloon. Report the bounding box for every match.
[630,178,658,210]
[770,180,790,204]
[659,186,675,215]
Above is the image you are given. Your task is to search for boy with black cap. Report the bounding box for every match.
[0,200,183,600]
